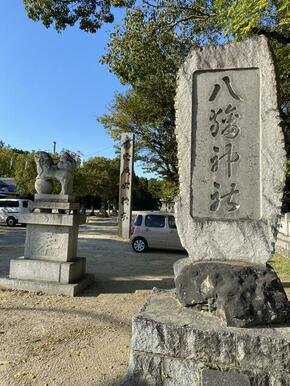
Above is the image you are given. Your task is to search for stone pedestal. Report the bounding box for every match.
[125,290,290,386]
[0,195,94,296]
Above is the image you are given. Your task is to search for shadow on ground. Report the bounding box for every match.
[79,235,186,295]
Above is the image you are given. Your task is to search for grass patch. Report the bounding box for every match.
[268,253,290,277]
[268,253,290,300]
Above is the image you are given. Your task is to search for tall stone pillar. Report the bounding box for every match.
[118,133,134,239]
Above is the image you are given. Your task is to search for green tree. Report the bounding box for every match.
[23,0,134,32]
[133,176,159,209]
[75,156,119,199]
[14,152,37,193]
[99,90,178,180]
[0,148,16,177]
[148,178,179,202]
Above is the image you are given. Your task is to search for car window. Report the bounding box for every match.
[145,215,165,228]
[6,201,19,208]
[22,201,28,208]
[134,215,143,226]
[0,201,8,208]
[168,216,176,229]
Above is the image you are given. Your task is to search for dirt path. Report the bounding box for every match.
[0,218,186,386]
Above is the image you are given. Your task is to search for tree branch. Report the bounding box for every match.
[252,27,290,44]
[167,13,214,31]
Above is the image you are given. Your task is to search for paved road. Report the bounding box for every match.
[0,217,187,294]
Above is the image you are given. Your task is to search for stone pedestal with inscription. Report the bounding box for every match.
[125,36,290,386]
[0,194,94,296]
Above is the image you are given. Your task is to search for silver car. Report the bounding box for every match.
[130,211,184,253]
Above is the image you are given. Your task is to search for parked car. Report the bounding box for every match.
[130,211,185,253]
[0,199,32,226]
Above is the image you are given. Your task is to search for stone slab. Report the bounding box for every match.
[9,257,85,283]
[24,224,78,261]
[191,68,260,220]
[29,201,80,211]
[0,274,95,296]
[175,36,286,264]
[19,213,86,226]
[200,369,251,386]
[125,290,290,385]
[125,352,199,386]
[34,194,75,202]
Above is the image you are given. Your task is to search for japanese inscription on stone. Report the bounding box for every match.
[191,69,260,220]
[118,133,134,238]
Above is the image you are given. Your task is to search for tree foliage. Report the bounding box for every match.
[99,90,178,180]
[148,178,179,202]
[14,152,37,194]
[75,156,120,199]
[23,0,134,32]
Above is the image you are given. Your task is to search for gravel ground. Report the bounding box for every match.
[0,218,186,386]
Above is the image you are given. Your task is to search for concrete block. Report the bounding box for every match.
[60,258,85,283]
[9,258,85,284]
[29,201,80,211]
[18,213,86,226]
[34,194,75,202]
[24,224,78,261]
[0,274,95,296]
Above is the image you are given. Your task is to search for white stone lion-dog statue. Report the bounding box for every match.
[34,151,76,195]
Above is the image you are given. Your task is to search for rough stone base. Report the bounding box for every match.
[0,274,95,296]
[125,290,290,386]
[174,259,289,327]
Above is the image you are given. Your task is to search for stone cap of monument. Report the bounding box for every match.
[34,194,76,203]
[18,213,86,226]
[174,35,286,265]
[29,201,80,211]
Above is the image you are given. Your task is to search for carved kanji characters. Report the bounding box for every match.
[210,143,239,178]
[210,182,240,212]
[209,76,242,102]
[210,104,240,139]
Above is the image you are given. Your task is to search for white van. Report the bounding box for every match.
[0,199,32,226]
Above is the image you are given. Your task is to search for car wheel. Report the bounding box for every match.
[132,237,148,253]
[6,217,17,227]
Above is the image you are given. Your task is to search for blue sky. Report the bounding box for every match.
[0,2,149,174]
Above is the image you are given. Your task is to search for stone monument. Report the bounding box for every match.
[0,152,94,296]
[118,133,134,239]
[124,36,290,385]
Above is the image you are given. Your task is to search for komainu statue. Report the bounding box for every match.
[34,151,76,195]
